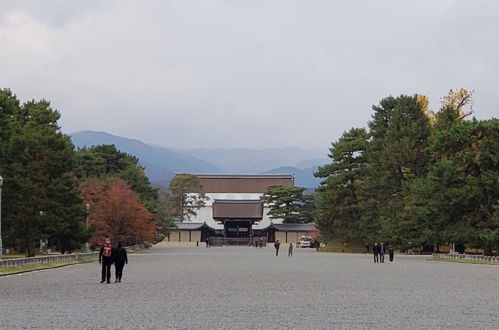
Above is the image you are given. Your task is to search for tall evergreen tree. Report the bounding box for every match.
[74,145,159,210]
[409,119,499,254]
[0,90,89,256]
[361,95,431,243]
[314,128,368,241]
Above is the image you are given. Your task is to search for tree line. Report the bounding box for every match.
[313,89,498,254]
[2,88,497,256]
[0,89,174,256]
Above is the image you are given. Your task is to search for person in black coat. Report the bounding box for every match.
[274,240,281,256]
[373,242,379,263]
[379,242,385,263]
[113,242,128,283]
[388,244,395,262]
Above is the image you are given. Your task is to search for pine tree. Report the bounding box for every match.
[361,95,431,244]
[261,185,314,223]
[314,128,368,241]
[0,91,88,256]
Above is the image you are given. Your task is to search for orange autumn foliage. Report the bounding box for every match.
[80,178,155,245]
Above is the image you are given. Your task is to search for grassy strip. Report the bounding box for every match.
[0,246,145,276]
[0,257,98,276]
[432,257,499,265]
[3,254,28,259]
[319,246,366,253]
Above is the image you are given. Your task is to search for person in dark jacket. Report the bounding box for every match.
[373,242,379,263]
[274,240,281,256]
[99,237,113,283]
[113,242,128,283]
[388,244,395,262]
[379,242,385,263]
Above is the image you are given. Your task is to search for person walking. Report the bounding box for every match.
[259,236,263,248]
[379,242,385,263]
[388,244,395,262]
[114,242,128,283]
[288,243,293,257]
[99,237,113,283]
[274,240,281,256]
[373,242,379,263]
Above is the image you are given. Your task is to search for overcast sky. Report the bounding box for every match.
[1,1,498,151]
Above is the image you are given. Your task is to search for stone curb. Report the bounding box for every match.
[0,258,98,277]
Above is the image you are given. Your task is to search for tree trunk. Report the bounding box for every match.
[483,245,493,256]
[25,237,35,257]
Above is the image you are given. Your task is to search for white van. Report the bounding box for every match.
[300,236,313,248]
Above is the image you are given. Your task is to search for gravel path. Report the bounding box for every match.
[1,246,498,329]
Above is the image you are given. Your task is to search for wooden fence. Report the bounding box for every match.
[0,252,99,268]
[432,253,499,264]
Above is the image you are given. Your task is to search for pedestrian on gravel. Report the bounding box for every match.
[379,242,385,263]
[373,242,379,263]
[288,243,293,257]
[259,236,263,248]
[99,237,114,283]
[388,244,395,262]
[114,242,128,283]
[274,240,281,256]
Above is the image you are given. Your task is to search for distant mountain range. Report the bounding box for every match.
[70,131,329,188]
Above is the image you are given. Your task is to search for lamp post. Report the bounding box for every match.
[0,175,4,260]
[39,211,44,254]
[85,203,90,253]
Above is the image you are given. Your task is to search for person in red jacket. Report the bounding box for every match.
[99,237,113,284]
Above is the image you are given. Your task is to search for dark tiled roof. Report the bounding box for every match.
[213,199,263,220]
[187,173,295,193]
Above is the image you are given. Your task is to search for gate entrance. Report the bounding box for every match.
[213,199,263,245]
[224,220,251,238]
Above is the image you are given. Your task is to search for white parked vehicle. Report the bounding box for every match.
[300,236,313,248]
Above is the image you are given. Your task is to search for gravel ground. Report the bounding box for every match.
[1,246,498,329]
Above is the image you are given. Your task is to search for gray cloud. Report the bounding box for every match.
[1,0,498,150]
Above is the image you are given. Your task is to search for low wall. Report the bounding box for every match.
[432,253,499,264]
[156,241,206,248]
[0,252,99,268]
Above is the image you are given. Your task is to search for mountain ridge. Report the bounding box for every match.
[70,130,327,188]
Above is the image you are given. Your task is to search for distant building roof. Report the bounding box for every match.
[188,173,294,193]
[213,199,263,221]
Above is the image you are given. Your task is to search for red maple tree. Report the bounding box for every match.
[80,178,156,245]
